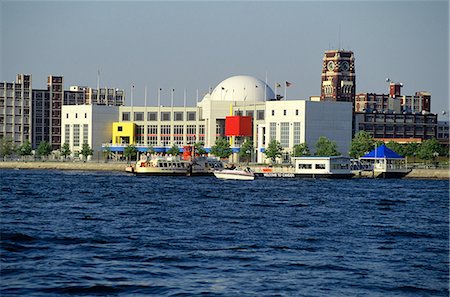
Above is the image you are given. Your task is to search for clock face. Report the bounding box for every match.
[327,61,335,71]
[341,61,350,71]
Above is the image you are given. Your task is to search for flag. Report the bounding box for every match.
[276,83,281,88]
[285,81,292,87]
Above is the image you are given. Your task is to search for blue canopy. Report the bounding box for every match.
[362,144,404,159]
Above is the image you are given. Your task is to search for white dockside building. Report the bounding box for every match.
[61,75,352,163]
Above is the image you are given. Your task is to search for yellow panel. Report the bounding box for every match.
[112,122,136,145]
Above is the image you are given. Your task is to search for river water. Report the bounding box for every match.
[1,169,448,296]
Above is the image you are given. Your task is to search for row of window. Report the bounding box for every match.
[298,164,326,170]
[65,113,87,119]
[122,111,197,122]
[118,124,205,135]
[65,124,88,147]
[269,122,302,148]
[270,109,300,117]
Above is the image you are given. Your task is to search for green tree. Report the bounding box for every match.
[0,137,16,159]
[36,141,52,160]
[124,145,138,162]
[61,143,71,160]
[194,142,207,156]
[403,142,420,157]
[239,140,254,163]
[265,140,283,163]
[17,140,33,160]
[349,131,375,158]
[314,136,340,156]
[417,138,442,162]
[167,144,180,156]
[385,141,405,156]
[292,143,310,157]
[80,143,93,162]
[210,138,232,159]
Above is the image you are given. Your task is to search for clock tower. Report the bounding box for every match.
[320,50,355,104]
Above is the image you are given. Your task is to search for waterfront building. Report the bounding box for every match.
[32,75,64,150]
[355,82,431,114]
[320,50,356,104]
[64,86,125,106]
[0,74,32,147]
[61,105,119,159]
[105,75,352,163]
[354,112,437,141]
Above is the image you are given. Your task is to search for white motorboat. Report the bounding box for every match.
[213,167,255,181]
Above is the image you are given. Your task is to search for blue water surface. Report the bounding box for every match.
[1,169,449,296]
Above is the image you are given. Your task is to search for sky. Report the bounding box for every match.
[1,0,449,118]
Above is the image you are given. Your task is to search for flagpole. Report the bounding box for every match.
[284,82,287,101]
[97,68,100,90]
[131,84,134,119]
[144,85,148,109]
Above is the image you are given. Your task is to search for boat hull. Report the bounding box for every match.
[213,171,255,181]
[255,172,354,179]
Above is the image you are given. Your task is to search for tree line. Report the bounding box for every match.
[0,138,93,161]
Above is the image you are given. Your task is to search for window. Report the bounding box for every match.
[148,112,157,121]
[73,124,80,146]
[134,112,144,121]
[66,113,69,119]
[161,125,171,135]
[315,164,326,169]
[136,125,145,144]
[187,125,196,144]
[84,113,87,119]
[187,111,196,121]
[298,164,312,169]
[283,110,287,116]
[174,125,184,135]
[147,125,158,146]
[118,126,123,132]
[293,122,301,145]
[161,112,171,121]
[75,113,78,119]
[122,112,130,121]
[296,109,299,116]
[234,110,243,116]
[270,122,277,142]
[271,110,275,116]
[64,124,70,144]
[83,124,88,144]
[246,110,254,117]
[199,125,205,143]
[280,122,289,147]
[257,110,265,120]
[174,112,184,121]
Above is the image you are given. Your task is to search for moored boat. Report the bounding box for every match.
[214,167,255,181]
[129,155,223,176]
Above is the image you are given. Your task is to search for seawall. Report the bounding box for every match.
[0,161,127,172]
[0,161,448,180]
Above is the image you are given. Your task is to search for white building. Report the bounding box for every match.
[62,75,353,163]
[61,105,118,158]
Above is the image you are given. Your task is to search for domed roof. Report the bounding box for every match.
[209,75,275,102]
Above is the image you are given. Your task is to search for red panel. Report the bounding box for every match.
[225,116,252,136]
